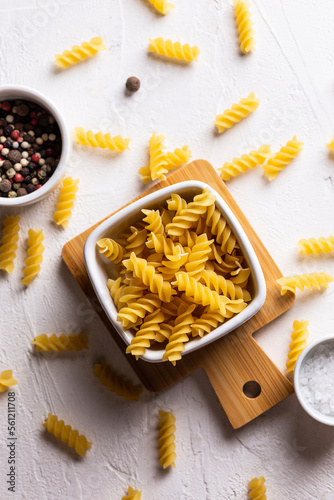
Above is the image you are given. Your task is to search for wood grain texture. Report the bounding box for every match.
[62,160,295,428]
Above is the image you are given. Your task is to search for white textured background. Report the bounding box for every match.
[1,0,334,499]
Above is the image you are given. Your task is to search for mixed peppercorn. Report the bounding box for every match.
[0,99,62,198]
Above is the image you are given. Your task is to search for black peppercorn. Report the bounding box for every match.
[126,77,140,93]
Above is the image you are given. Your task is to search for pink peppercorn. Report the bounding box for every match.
[30,118,38,126]
[36,184,42,189]
[17,137,23,143]
[30,111,37,118]
[2,101,11,112]
[11,130,20,140]
[31,154,39,163]
[0,145,3,151]
[14,173,23,182]
[45,148,55,157]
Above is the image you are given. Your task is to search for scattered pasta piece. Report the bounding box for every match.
[99,188,251,363]
[147,0,174,15]
[277,272,333,295]
[93,359,143,401]
[286,320,309,374]
[55,36,107,69]
[21,228,44,287]
[214,92,260,134]
[262,136,303,181]
[234,0,255,54]
[148,38,200,62]
[53,176,79,228]
[327,137,334,150]
[219,145,272,180]
[248,476,266,500]
[31,333,88,352]
[138,132,191,183]
[74,127,131,152]
[0,370,17,392]
[122,486,142,500]
[0,215,20,274]
[42,413,92,457]
[158,410,176,469]
[297,236,334,255]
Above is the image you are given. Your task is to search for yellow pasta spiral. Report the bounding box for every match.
[286,320,309,374]
[42,413,92,457]
[158,248,188,281]
[201,269,251,301]
[234,0,255,54]
[174,272,229,314]
[158,410,176,468]
[163,304,195,364]
[167,193,187,215]
[93,358,143,401]
[125,227,148,257]
[122,486,142,500]
[21,228,44,287]
[150,131,168,181]
[165,145,192,172]
[0,215,20,274]
[123,253,175,302]
[219,145,273,180]
[74,127,130,152]
[142,209,164,234]
[31,333,88,352]
[146,232,182,256]
[97,238,124,263]
[53,176,79,228]
[0,370,17,392]
[214,92,260,134]
[148,37,200,62]
[107,278,126,308]
[126,310,165,359]
[277,272,333,295]
[191,310,225,338]
[297,236,334,255]
[117,294,161,328]
[185,234,213,280]
[55,36,107,68]
[262,136,303,181]
[148,0,174,15]
[166,188,216,236]
[205,204,237,254]
[327,136,334,150]
[248,476,267,500]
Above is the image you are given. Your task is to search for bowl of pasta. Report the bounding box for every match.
[84,180,266,363]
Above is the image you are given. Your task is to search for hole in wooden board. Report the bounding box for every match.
[243,380,261,399]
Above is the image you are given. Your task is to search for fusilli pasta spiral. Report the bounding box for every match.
[142,209,164,234]
[219,145,272,180]
[214,92,260,134]
[0,370,17,392]
[55,36,107,68]
[191,310,225,338]
[297,236,334,255]
[21,228,44,287]
[262,136,303,181]
[31,333,88,352]
[93,358,143,401]
[42,413,92,457]
[158,410,176,468]
[126,310,165,359]
[53,176,79,228]
[163,304,195,364]
[234,0,255,54]
[185,234,213,280]
[277,272,333,295]
[0,215,20,274]
[148,0,174,15]
[97,238,124,263]
[201,269,251,301]
[204,204,237,254]
[286,320,309,374]
[124,227,148,257]
[74,127,131,152]
[164,146,192,171]
[248,476,267,500]
[117,294,161,328]
[122,486,142,500]
[148,38,200,62]
[327,137,334,150]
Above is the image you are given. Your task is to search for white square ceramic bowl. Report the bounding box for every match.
[84,180,266,363]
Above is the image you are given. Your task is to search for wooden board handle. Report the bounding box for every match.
[202,331,294,429]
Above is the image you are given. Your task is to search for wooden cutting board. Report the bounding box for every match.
[62,160,294,429]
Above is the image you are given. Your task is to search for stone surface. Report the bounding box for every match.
[0,1,334,499]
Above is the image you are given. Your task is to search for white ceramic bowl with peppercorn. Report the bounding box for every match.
[0,85,70,207]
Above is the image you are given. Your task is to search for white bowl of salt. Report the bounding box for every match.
[294,335,334,426]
